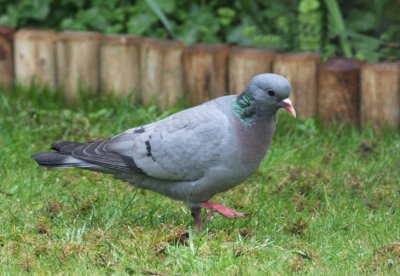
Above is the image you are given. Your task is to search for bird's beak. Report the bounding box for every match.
[281,98,296,118]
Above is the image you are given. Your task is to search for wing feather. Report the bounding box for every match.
[71,140,144,174]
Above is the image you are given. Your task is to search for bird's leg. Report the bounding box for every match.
[190,207,202,229]
[200,202,247,219]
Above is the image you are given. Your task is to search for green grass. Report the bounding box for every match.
[1,85,399,274]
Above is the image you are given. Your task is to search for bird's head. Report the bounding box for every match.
[245,73,296,118]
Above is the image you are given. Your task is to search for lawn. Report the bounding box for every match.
[0,86,399,274]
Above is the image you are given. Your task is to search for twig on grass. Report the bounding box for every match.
[0,190,12,196]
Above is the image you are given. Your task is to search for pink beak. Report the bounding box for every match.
[281,98,296,118]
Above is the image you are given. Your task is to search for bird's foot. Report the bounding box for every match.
[200,202,247,220]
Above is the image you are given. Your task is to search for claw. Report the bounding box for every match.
[205,210,215,221]
[191,202,247,228]
[200,202,247,219]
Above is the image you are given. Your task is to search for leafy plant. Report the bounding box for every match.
[297,0,323,52]
[324,0,400,61]
[241,1,297,50]
[324,0,352,58]
[0,0,399,61]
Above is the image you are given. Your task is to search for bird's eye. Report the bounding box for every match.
[268,90,276,97]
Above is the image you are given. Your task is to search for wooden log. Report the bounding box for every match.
[318,57,362,125]
[229,47,274,94]
[100,34,142,98]
[185,44,229,105]
[57,31,100,100]
[14,29,57,88]
[361,62,400,128]
[0,27,14,88]
[140,38,184,109]
[273,53,320,118]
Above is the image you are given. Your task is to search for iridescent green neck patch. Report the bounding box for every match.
[232,92,257,125]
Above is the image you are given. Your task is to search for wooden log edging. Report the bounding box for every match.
[185,44,229,105]
[57,31,100,101]
[319,57,362,125]
[100,34,142,98]
[14,29,57,88]
[2,27,400,128]
[0,27,13,88]
[361,62,400,128]
[273,52,320,118]
[229,47,274,94]
[140,38,184,109]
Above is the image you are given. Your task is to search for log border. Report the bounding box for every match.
[3,27,400,128]
[0,26,14,88]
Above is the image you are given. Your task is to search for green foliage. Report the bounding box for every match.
[0,0,399,61]
[324,0,400,61]
[241,1,297,50]
[144,0,176,38]
[297,0,323,51]
[324,0,352,58]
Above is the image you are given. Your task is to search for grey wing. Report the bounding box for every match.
[104,104,233,181]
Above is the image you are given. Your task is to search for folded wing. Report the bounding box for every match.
[71,104,232,181]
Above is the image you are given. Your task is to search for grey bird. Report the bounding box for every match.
[32,73,296,228]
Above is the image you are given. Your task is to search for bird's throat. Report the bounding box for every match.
[233,92,257,125]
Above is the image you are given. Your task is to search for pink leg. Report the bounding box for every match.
[200,202,247,220]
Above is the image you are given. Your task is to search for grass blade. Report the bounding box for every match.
[324,0,352,58]
[145,0,176,38]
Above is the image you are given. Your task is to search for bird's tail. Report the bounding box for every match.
[32,141,88,169]
[32,152,87,168]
